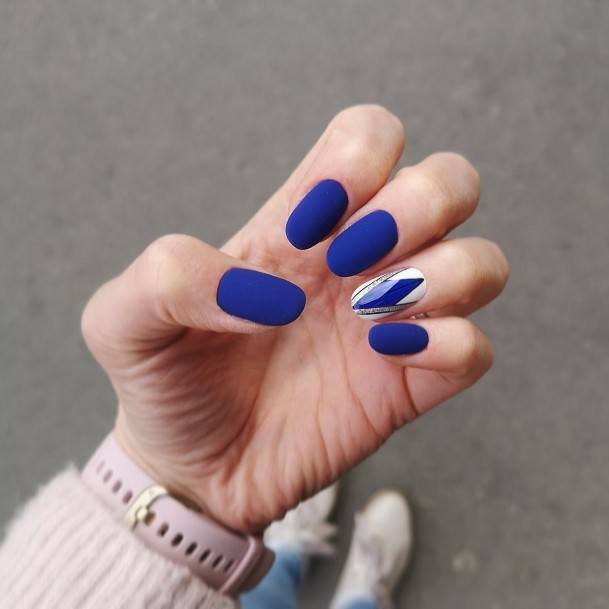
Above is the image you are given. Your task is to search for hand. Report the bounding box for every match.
[81,105,508,532]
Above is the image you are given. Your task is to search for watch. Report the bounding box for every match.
[81,433,274,595]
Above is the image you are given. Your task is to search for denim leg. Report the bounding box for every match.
[335,598,380,609]
[240,548,304,609]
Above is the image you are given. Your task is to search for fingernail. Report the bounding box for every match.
[326,210,398,277]
[217,268,306,326]
[368,323,429,355]
[352,268,426,320]
[286,179,348,250]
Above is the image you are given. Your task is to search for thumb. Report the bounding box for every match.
[81,233,306,356]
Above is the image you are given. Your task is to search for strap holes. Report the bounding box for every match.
[122,491,133,504]
[199,549,211,563]
[143,511,156,526]
[103,470,112,483]
[111,480,122,493]
[171,533,183,547]
[212,555,223,569]
[224,559,234,573]
[96,460,105,474]
[158,523,169,537]
[185,542,198,556]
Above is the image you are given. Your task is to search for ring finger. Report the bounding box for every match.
[349,237,509,320]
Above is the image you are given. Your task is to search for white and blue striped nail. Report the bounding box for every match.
[351,267,427,320]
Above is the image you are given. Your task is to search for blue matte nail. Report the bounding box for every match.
[368,323,429,355]
[286,179,348,249]
[326,210,398,277]
[217,268,306,326]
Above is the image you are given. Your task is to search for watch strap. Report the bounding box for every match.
[81,433,274,595]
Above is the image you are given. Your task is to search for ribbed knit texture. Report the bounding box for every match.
[0,466,236,609]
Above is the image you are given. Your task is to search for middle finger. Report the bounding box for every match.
[326,152,481,277]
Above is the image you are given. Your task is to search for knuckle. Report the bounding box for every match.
[457,322,484,373]
[469,238,510,297]
[452,320,494,381]
[330,105,404,164]
[432,152,481,206]
[80,299,98,347]
[398,153,480,233]
[146,234,190,271]
[435,152,480,186]
[394,166,411,181]
[444,242,480,300]
[482,341,495,374]
[144,234,197,303]
[333,104,402,134]
[488,240,510,289]
[398,168,453,231]
[418,171,451,206]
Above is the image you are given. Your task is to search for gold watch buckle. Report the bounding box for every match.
[123,484,169,530]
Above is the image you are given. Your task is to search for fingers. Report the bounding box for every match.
[326,152,480,277]
[350,237,509,320]
[81,234,306,357]
[283,105,405,250]
[228,105,405,261]
[416,238,509,319]
[368,317,494,413]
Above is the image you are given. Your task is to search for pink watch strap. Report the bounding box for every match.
[81,433,274,595]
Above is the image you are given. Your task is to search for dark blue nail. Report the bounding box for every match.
[286,179,348,250]
[217,268,306,326]
[326,210,398,277]
[368,323,429,355]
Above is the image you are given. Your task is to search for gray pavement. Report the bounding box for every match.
[1,1,608,607]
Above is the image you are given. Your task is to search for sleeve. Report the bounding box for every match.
[0,466,236,609]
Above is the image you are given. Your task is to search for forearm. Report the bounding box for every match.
[0,467,234,609]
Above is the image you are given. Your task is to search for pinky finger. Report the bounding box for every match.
[368,317,494,414]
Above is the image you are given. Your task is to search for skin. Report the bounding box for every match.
[81,105,509,533]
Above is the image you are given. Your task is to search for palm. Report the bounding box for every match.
[110,218,418,531]
[85,107,504,532]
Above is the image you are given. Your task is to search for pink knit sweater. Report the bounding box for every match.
[0,466,235,608]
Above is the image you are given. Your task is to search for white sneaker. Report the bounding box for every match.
[264,483,339,556]
[330,490,413,609]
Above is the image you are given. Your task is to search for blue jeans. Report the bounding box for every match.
[339,602,377,609]
[240,548,378,609]
[240,548,303,609]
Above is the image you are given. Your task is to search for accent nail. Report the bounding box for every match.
[368,323,429,355]
[286,179,348,250]
[351,267,426,320]
[217,268,306,326]
[326,210,398,277]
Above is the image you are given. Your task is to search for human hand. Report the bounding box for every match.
[81,105,508,532]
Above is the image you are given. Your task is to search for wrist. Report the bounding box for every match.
[113,412,221,524]
[113,418,200,507]
[112,405,275,534]
[82,429,274,594]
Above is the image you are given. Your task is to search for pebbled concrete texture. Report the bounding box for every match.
[1,1,608,607]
